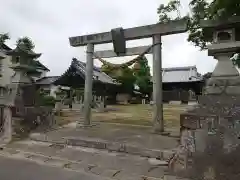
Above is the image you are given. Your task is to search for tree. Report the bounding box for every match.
[101,64,136,93]
[157,0,240,61]
[0,33,10,48]
[133,56,152,95]
[157,0,181,23]
[16,36,35,51]
[188,0,240,49]
[118,67,136,93]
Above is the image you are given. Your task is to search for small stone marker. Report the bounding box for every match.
[148,158,168,166]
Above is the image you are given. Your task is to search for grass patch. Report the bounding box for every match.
[57,104,188,129]
[92,104,187,128]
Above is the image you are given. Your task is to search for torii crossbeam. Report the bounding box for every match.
[69,19,188,133]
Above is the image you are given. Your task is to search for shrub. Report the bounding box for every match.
[38,95,56,107]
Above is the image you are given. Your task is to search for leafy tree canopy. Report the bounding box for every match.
[157,0,240,65]
[158,0,240,49]
[133,56,152,95]
[101,56,152,95]
[101,64,136,93]
[16,36,35,51]
[0,33,10,47]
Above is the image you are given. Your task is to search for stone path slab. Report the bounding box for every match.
[30,123,179,159]
[2,140,176,179]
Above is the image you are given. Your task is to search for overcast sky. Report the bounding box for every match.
[0,0,216,76]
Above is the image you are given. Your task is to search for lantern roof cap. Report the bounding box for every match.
[6,45,41,58]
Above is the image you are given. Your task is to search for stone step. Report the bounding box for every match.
[30,133,176,160]
[2,140,174,180]
[59,110,182,117]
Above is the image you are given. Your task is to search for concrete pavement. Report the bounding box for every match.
[1,139,172,180]
[30,123,180,159]
[0,139,191,180]
[0,156,105,180]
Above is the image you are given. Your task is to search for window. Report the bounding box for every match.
[217,31,231,41]
[16,56,20,63]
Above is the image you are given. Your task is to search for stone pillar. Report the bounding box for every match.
[0,106,12,144]
[80,96,83,104]
[98,100,105,113]
[152,35,164,133]
[55,101,62,116]
[82,43,94,126]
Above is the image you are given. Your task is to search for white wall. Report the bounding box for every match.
[49,85,59,98]
[41,84,59,98]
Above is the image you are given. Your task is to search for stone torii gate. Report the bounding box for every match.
[69,19,188,132]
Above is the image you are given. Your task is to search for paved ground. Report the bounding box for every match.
[29,123,180,160]
[0,156,104,180]
[2,139,173,180]
[0,104,190,180]
[34,123,180,150]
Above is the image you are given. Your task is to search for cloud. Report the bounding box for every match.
[0,0,216,76]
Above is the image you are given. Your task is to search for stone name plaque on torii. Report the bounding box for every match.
[69,19,188,132]
[69,19,187,46]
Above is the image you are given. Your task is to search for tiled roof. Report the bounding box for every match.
[31,60,50,71]
[6,46,42,58]
[72,58,117,84]
[36,76,60,85]
[0,45,49,71]
[54,58,118,87]
[0,43,12,51]
[162,66,202,83]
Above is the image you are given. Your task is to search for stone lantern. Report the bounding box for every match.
[177,17,240,178]
[5,43,41,107]
[0,43,42,144]
[201,16,240,95]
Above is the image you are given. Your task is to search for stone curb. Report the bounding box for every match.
[30,133,176,160]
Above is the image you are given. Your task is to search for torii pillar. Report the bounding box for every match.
[69,19,188,132]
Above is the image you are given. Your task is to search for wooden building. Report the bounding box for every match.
[162,66,203,93]
[152,66,204,102]
[53,58,119,104]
